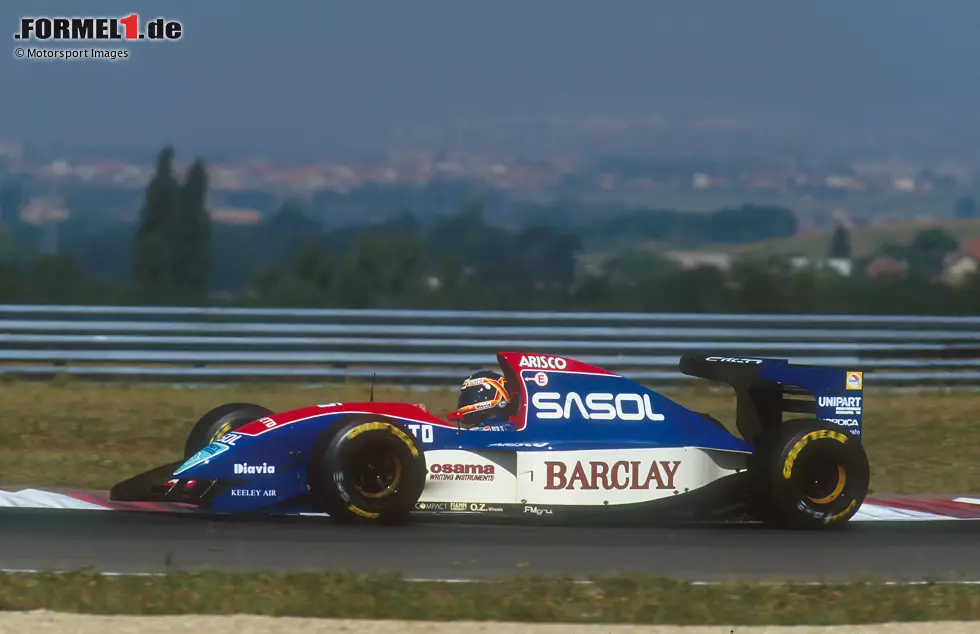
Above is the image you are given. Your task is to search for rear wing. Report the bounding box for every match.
[678,355,864,444]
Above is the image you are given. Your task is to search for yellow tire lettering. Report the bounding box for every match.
[345,421,420,457]
[783,429,847,480]
[209,421,233,444]
[782,429,848,480]
[348,505,380,519]
[826,499,857,524]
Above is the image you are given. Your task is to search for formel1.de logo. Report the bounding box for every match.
[14,15,182,41]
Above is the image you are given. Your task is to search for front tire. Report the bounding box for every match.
[750,419,869,529]
[183,402,274,459]
[308,415,427,524]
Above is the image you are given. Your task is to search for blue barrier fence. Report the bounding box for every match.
[0,304,977,384]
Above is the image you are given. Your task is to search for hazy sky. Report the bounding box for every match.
[2,1,979,158]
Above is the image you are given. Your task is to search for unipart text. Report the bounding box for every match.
[519,355,568,370]
[818,396,862,409]
[531,392,665,421]
[427,463,495,481]
[545,460,680,490]
[233,463,276,475]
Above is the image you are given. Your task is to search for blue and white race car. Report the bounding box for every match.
[110,352,870,530]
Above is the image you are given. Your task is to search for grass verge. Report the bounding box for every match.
[0,570,979,625]
[0,381,978,494]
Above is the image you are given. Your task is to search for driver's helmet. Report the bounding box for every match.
[448,370,511,427]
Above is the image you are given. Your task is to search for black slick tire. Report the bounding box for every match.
[308,415,427,524]
[749,418,870,530]
[183,402,274,459]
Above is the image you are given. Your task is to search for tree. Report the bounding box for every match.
[708,204,799,244]
[600,246,678,287]
[132,146,178,289]
[334,233,425,308]
[827,224,851,259]
[423,200,511,276]
[251,242,334,307]
[28,254,108,304]
[955,197,977,219]
[258,199,321,268]
[513,225,582,292]
[656,265,731,313]
[906,228,959,278]
[0,179,23,226]
[132,148,213,298]
[728,256,785,313]
[171,158,212,296]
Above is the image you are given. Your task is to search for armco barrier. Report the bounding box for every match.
[0,304,977,384]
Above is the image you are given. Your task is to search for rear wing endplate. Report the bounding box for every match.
[679,355,864,444]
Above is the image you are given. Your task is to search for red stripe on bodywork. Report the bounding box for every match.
[235,402,457,437]
[498,351,619,377]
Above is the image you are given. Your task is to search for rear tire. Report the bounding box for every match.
[308,415,427,524]
[749,419,869,529]
[183,402,274,459]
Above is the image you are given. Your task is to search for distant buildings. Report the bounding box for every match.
[866,256,908,280]
[941,239,980,285]
[19,196,68,225]
[791,256,853,277]
[2,133,977,205]
[666,251,732,270]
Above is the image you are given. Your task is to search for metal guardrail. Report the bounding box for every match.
[0,304,977,384]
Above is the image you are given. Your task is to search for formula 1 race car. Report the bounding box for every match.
[109,352,870,529]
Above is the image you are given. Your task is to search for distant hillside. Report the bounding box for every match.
[579,218,980,273]
[718,218,980,260]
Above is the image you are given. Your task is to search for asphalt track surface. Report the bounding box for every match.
[2,509,980,581]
